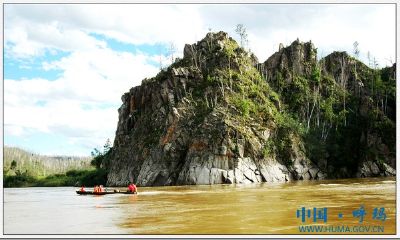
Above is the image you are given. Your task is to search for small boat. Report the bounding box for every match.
[108,189,138,195]
[76,190,117,195]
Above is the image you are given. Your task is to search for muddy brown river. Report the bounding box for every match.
[3,177,396,235]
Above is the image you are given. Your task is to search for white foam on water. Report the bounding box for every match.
[382,180,396,183]
[318,183,343,186]
[318,184,394,192]
[139,190,204,196]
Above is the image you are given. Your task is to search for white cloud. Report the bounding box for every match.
[5,14,106,59]
[42,49,158,102]
[5,4,205,59]
[5,125,25,137]
[197,4,395,66]
[5,4,395,64]
[5,47,159,154]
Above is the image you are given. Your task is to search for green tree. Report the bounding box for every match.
[103,138,112,153]
[10,160,17,170]
[91,139,113,169]
[353,41,360,59]
[90,148,103,168]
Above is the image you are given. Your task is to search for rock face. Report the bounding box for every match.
[106,32,322,186]
[259,39,317,82]
[106,32,395,187]
[322,52,396,177]
[259,40,396,179]
[356,161,396,178]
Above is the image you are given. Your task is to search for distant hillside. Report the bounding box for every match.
[4,146,92,177]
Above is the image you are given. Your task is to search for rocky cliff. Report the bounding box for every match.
[259,40,396,179]
[105,32,395,187]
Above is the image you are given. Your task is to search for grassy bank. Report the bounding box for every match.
[3,168,108,188]
[4,146,92,177]
[3,146,108,188]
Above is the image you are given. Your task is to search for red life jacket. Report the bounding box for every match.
[128,184,137,192]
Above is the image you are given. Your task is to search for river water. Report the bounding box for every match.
[3,177,396,235]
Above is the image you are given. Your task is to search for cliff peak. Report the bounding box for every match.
[262,38,317,82]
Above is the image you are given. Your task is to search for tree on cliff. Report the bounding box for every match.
[168,42,177,64]
[235,24,248,49]
[353,41,360,58]
[91,139,112,169]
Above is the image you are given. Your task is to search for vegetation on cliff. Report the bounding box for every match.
[262,43,395,177]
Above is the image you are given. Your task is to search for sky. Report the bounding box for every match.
[4,3,396,156]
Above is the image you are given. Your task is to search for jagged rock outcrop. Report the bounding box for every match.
[106,32,395,187]
[259,40,396,179]
[107,32,325,187]
[258,39,317,82]
[356,161,396,178]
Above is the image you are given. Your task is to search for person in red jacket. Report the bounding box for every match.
[127,183,137,194]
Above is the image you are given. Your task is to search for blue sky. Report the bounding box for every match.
[5,49,69,80]
[4,4,396,156]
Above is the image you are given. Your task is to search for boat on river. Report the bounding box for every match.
[76,190,137,195]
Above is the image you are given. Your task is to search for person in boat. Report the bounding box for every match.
[94,185,99,193]
[80,185,86,192]
[127,183,137,194]
[99,185,105,192]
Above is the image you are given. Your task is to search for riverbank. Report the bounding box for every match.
[3,168,108,187]
[4,170,395,189]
